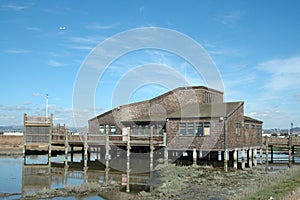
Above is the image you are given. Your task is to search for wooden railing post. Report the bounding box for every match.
[265,136,269,171]
[150,126,154,172]
[289,136,292,167]
[126,127,131,193]
[64,127,69,167]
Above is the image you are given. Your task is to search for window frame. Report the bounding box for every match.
[236,123,241,136]
[178,121,211,136]
[179,123,186,135]
[196,122,203,136]
[203,122,211,136]
[110,124,116,135]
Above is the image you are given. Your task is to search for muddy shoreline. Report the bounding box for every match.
[137,164,300,200]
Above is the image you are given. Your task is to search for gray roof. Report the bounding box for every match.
[129,115,167,122]
[167,102,244,119]
[244,116,263,123]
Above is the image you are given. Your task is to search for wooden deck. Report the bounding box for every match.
[51,133,165,147]
[263,136,300,147]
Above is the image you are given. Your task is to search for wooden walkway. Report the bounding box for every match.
[264,136,300,147]
[263,136,300,165]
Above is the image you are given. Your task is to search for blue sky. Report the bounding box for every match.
[1,0,300,129]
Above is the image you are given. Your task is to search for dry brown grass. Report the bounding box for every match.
[0,136,23,146]
[283,187,300,200]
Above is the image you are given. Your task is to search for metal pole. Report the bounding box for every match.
[46,94,48,118]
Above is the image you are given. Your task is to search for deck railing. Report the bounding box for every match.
[50,133,166,146]
[264,136,300,146]
[24,115,52,124]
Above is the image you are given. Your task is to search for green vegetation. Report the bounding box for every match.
[246,169,300,200]
[138,164,300,200]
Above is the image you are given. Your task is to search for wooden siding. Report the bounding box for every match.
[24,114,53,145]
[89,87,224,135]
[88,86,262,151]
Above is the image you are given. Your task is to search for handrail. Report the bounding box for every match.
[25,116,52,124]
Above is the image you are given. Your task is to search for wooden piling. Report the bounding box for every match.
[64,128,69,167]
[48,145,51,165]
[248,148,252,168]
[83,167,88,183]
[105,131,110,170]
[70,146,74,163]
[193,148,197,166]
[270,145,274,163]
[224,149,228,172]
[126,128,131,193]
[164,147,168,166]
[259,148,263,164]
[253,148,257,166]
[84,143,88,168]
[292,146,295,163]
[105,167,110,186]
[233,148,238,169]
[241,148,245,170]
[150,126,154,171]
[64,165,69,185]
[265,137,269,171]
[289,136,292,167]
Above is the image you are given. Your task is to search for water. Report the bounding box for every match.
[1,152,298,199]
[0,154,150,200]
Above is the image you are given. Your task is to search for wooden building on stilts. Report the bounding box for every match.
[88,86,263,172]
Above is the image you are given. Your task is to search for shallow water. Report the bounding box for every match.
[0,154,150,200]
[0,151,297,199]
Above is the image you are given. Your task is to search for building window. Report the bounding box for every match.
[252,124,255,129]
[145,125,149,135]
[187,123,194,135]
[196,123,203,136]
[99,124,105,135]
[204,92,215,103]
[204,122,211,136]
[110,124,116,135]
[256,125,262,135]
[179,123,186,135]
[138,125,143,135]
[157,124,163,135]
[236,123,241,136]
[132,125,138,135]
[179,122,211,136]
[245,124,249,129]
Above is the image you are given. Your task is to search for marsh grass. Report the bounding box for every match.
[138,164,300,200]
[22,182,119,199]
[244,166,300,200]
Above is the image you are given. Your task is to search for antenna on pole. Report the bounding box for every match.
[46,94,49,118]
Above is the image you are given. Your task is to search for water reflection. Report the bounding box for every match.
[21,154,151,198]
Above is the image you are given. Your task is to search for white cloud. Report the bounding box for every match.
[257,56,300,92]
[215,10,245,27]
[3,49,32,54]
[32,93,41,97]
[2,4,30,11]
[48,60,65,67]
[85,24,117,30]
[0,105,31,111]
